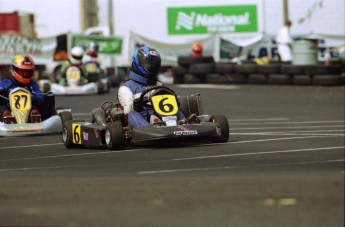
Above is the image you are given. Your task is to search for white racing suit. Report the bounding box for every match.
[118,71,186,128]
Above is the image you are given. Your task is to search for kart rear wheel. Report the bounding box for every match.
[210,115,229,143]
[105,121,125,150]
[62,120,78,149]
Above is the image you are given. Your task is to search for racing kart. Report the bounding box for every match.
[39,63,109,95]
[0,87,72,136]
[62,86,229,150]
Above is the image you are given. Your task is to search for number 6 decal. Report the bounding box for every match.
[151,94,178,116]
[72,124,81,144]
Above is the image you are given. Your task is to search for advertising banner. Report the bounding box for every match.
[167,5,258,35]
[71,34,123,54]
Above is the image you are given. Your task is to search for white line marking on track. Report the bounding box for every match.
[0,135,342,161]
[232,125,345,130]
[0,148,147,161]
[159,146,345,162]
[0,165,73,172]
[1,146,343,172]
[230,120,345,125]
[138,159,345,174]
[0,143,63,150]
[233,132,345,136]
[229,118,290,122]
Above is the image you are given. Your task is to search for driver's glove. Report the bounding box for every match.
[133,98,143,112]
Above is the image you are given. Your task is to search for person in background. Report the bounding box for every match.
[0,54,43,123]
[192,42,203,57]
[58,46,86,86]
[83,42,102,82]
[275,20,293,63]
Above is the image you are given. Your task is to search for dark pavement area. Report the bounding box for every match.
[0,84,344,227]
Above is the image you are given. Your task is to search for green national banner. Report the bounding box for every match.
[71,34,123,54]
[167,5,258,35]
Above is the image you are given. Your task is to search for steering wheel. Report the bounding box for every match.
[139,86,178,108]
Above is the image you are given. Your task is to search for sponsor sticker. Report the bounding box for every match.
[174,126,198,136]
[83,132,89,141]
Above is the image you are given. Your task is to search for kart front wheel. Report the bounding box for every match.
[105,121,125,150]
[59,111,73,124]
[62,120,78,149]
[210,115,229,143]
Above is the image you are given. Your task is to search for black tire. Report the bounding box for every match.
[268,74,292,85]
[188,63,214,74]
[42,83,51,93]
[178,56,214,68]
[59,111,73,124]
[184,74,205,84]
[105,121,125,150]
[293,75,312,85]
[62,120,78,149]
[257,65,281,74]
[281,65,306,75]
[0,105,10,122]
[305,65,343,75]
[214,63,235,74]
[172,66,187,75]
[206,74,232,84]
[172,66,187,84]
[97,82,104,94]
[313,75,345,86]
[249,74,268,84]
[178,95,202,117]
[227,74,249,84]
[209,115,229,143]
[234,64,258,74]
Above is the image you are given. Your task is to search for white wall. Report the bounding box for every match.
[0,0,81,38]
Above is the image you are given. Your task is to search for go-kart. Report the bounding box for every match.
[0,87,72,136]
[39,64,109,95]
[61,85,229,150]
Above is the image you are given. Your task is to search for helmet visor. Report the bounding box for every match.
[13,66,34,78]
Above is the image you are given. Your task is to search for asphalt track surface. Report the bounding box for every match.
[0,84,344,227]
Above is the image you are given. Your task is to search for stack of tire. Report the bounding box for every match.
[211,63,249,84]
[306,65,344,86]
[172,56,214,84]
[213,63,345,86]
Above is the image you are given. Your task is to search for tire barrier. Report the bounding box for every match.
[172,61,345,86]
[248,74,268,84]
[292,75,313,85]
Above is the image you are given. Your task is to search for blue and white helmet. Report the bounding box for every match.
[131,46,161,78]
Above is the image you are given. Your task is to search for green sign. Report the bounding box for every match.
[167,5,257,35]
[71,34,123,54]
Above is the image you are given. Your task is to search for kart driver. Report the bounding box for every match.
[117,46,187,128]
[0,54,44,123]
[58,46,87,86]
[83,42,102,82]
[92,46,189,129]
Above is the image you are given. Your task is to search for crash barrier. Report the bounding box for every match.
[173,56,215,84]
[172,57,345,86]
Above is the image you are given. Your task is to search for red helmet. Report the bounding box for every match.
[10,54,35,85]
[192,42,203,57]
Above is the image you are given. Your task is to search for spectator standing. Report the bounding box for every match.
[275,20,293,63]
